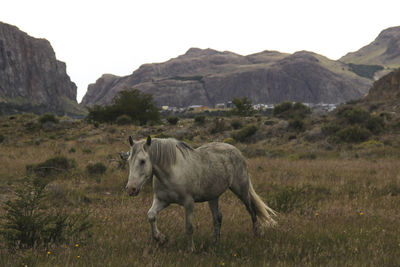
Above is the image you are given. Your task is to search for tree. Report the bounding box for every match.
[231,97,255,116]
[86,89,160,125]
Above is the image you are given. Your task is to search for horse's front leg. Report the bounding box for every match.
[147,197,169,244]
[184,198,195,252]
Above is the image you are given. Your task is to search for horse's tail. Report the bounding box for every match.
[249,180,277,227]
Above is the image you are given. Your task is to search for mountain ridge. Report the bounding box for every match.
[0,21,84,116]
[81,48,371,107]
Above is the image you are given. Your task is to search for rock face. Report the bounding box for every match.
[82,48,371,108]
[0,22,83,116]
[363,69,400,110]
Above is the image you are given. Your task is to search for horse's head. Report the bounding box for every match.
[125,136,153,196]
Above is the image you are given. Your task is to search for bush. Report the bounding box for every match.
[0,177,92,250]
[288,118,305,132]
[194,115,206,124]
[86,89,160,125]
[116,114,132,125]
[336,125,371,143]
[231,97,255,116]
[210,118,227,134]
[232,125,258,142]
[231,119,243,129]
[223,137,235,144]
[273,102,311,119]
[39,113,59,124]
[336,106,370,125]
[321,122,341,136]
[167,116,179,125]
[86,162,107,176]
[366,116,385,134]
[0,134,4,144]
[26,156,76,178]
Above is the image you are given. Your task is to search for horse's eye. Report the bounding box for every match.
[140,160,145,165]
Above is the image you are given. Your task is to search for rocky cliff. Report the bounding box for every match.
[82,48,371,108]
[0,22,84,116]
[362,69,400,111]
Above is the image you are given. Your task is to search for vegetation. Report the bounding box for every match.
[273,102,311,119]
[348,63,384,79]
[194,115,206,124]
[86,89,160,125]
[231,97,255,116]
[232,125,258,142]
[166,116,179,125]
[39,113,59,124]
[322,106,385,143]
[0,176,92,251]
[86,162,107,176]
[1,100,400,265]
[115,114,132,125]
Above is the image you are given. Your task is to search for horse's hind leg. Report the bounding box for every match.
[148,197,169,244]
[208,198,222,242]
[183,198,195,252]
[229,181,261,236]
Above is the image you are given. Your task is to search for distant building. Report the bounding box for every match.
[215,103,225,109]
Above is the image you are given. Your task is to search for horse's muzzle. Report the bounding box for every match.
[126,185,140,196]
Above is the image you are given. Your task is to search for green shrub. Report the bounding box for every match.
[366,116,385,134]
[116,114,132,125]
[167,116,179,125]
[86,89,160,125]
[26,156,76,178]
[39,113,59,124]
[231,119,243,129]
[223,137,235,144]
[0,177,92,250]
[274,102,311,119]
[232,125,258,142]
[194,115,206,124]
[321,122,341,136]
[86,162,107,176]
[336,106,370,125]
[288,118,305,132]
[231,97,255,116]
[210,118,227,134]
[0,134,4,144]
[336,125,371,143]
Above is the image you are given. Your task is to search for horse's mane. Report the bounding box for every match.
[148,138,194,168]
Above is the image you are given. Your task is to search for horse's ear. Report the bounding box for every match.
[129,136,134,147]
[146,136,152,146]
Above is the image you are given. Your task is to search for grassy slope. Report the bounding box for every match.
[1,114,400,266]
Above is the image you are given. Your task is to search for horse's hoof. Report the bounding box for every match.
[155,233,168,245]
[253,224,263,237]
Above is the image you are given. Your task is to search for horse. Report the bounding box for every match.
[125,136,276,251]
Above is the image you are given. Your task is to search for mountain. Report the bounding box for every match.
[341,26,400,79]
[81,48,371,108]
[0,22,84,116]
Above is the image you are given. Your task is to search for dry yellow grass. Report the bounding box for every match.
[1,115,400,266]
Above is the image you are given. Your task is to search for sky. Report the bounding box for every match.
[1,0,400,102]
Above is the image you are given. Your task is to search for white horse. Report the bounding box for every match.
[125,136,276,251]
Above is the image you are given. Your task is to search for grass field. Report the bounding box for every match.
[1,114,400,266]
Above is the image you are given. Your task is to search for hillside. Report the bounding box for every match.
[341,26,400,79]
[0,22,85,116]
[81,48,371,108]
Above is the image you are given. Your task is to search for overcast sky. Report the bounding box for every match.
[1,0,400,102]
